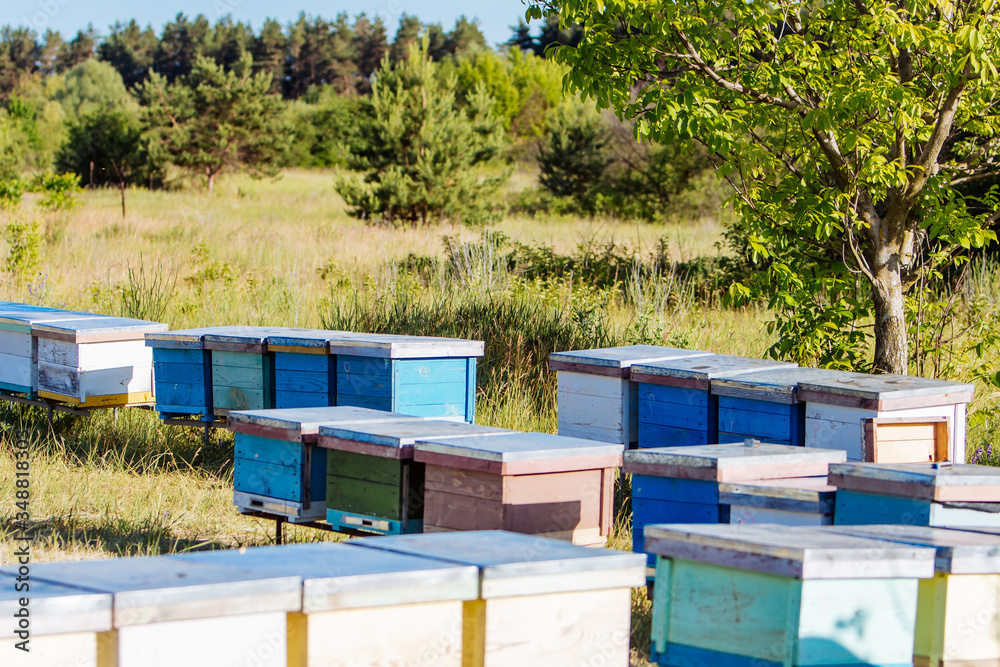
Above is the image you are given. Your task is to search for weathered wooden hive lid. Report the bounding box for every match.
[624,442,846,482]
[172,542,478,612]
[0,574,112,638]
[326,333,485,359]
[32,316,169,343]
[828,525,1000,574]
[828,462,1000,502]
[8,556,300,626]
[265,329,359,350]
[145,325,267,349]
[710,366,848,402]
[631,354,797,389]
[548,345,712,377]
[798,371,974,407]
[319,419,515,459]
[0,308,97,325]
[350,530,646,598]
[643,524,936,579]
[413,431,624,473]
[202,326,292,351]
[719,476,837,513]
[229,406,424,442]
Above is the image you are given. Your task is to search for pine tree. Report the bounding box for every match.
[336,44,506,225]
[98,20,157,88]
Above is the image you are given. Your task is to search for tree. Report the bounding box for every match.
[530,0,1000,373]
[56,106,157,217]
[154,13,211,82]
[140,53,288,192]
[336,44,507,225]
[98,20,158,89]
[60,26,98,69]
[52,59,134,117]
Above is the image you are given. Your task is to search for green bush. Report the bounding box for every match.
[4,215,42,278]
[32,172,81,211]
[0,178,25,209]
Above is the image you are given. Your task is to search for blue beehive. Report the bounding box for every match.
[228,406,424,522]
[831,462,1000,527]
[624,442,846,569]
[266,330,351,410]
[711,366,847,447]
[631,355,796,449]
[329,334,484,422]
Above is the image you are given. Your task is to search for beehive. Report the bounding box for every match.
[0,306,97,395]
[631,354,796,448]
[173,542,478,667]
[548,345,712,446]
[229,406,423,522]
[353,530,646,667]
[145,326,242,420]
[1,573,113,667]
[831,462,1000,527]
[831,524,1000,667]
[625,442,846,567]
[413,432,623,545]
[203,327,288,415]
[265,330,351,410]
[710,367,846,448]
[33,317,168,407]
[317,419,514,534]
[799,372,973,462]
[644,524,935,666]
[722,476,837,526]
[329,334,483,422]
[8,556,301,667]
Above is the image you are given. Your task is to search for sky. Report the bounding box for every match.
[4,0,533,47]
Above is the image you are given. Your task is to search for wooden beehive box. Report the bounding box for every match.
[710,366,846,447]
[317,419,515,534]
[722,476,837,526]
[830,462,1000,527]
[7,556,300,667]
[0,306,97,396]
[203,327,291,415]
[145,326,241,420]
[625,443,846,568]
[413,432,623,545]
[173,542,478,667]
[631,354,796,449]
[799,372,974,462]
[548,345,712,446]
[353,530,646,667]
[1,573,113,667]
[266,330,353,410]
[644,524,935,666]
[831,524,1000,667]
[229,406,424,522]
[328,333,483,422]
[33,317,168,407]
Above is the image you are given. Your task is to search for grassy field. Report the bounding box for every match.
[0,168,996,665]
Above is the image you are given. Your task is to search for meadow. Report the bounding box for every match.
[0,168,997,665]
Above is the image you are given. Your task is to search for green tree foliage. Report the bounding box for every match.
[336,45,507,225]
[51,59,135,117]
[99,21,159,89]
[0,108,29,180]
[154,14,212,82]
[140,53,288,192]
[285,87,363,167]
[0,27,40,100]
[538,104,607,201]
[56,106,159,216]
[532,0,1000,373]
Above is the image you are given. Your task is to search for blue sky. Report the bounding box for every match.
[5,0,532,47]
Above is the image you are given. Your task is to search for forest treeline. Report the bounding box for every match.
[0,13,719,224]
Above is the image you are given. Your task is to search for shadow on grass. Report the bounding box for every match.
[0,513,227,557]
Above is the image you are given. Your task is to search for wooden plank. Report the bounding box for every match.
[424,486,503,531]
[557,372,629,398]
[424,465,503,502]
[392,403,467,419]
[211,363,265,390]
[0,353,31,388]
[632,475,721,504]
[234,433,305,467]
[326,476,403,520]
[273,369,329,394]
[556,390,625,434]
[548,360,627,378]
[116,612,287,667]
[211,350,265,370]
[154,382,209,409]
[273,351,329,372]
[213,386,268,411]
[394,381,468,406]
[395,358,470,384]
[326,449,403,485]
[0,633,103,666]
[274,391,330,409]
[503,469,603,535]
[638,382,710,408]
[0,329,31,357]
[38,339,151,370]
[153,362,206,385]
[234,457,306,502]
[729,505,832,526]
[716,404,792,442]
[335,394,392,411]
[828,463,1000,502]
[296,602,463,667]
[150,350,208,367]
[637,423,709,449]
[470,588,631,667]
[938,573,1000,662]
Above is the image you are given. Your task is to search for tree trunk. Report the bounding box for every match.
[871,261,908,375]
[207,172,216,194]
[119,182,126,219]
